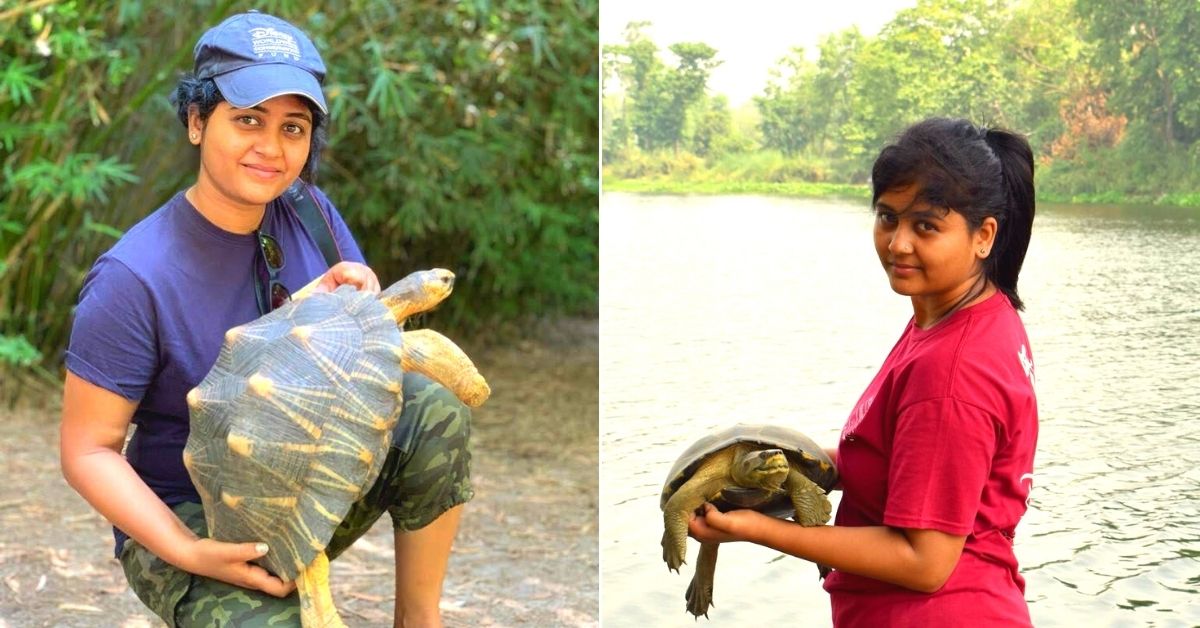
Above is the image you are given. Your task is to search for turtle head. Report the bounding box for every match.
[379,269,455,324]
[731,448,789,490]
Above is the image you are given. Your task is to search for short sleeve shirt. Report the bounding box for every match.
[822,292,1038,627]
[65,186,364,553]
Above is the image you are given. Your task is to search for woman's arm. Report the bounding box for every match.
[689,504,965,593]
[59,372,294,597]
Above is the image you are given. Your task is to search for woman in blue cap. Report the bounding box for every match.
[60,11,471,627]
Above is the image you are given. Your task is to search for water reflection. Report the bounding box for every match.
[600,193,1200,626]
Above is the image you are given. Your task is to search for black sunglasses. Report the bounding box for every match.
[254,230,291,315]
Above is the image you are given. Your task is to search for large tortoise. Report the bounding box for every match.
[183,268,489,627]
[660,423,838,618]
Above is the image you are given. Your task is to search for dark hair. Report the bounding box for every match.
[170,75,327,181]
[870,117,1035,310]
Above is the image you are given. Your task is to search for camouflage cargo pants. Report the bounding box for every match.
[119,373,473,627]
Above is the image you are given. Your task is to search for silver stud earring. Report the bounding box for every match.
[190,133,198,141]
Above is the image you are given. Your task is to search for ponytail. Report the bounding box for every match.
[982,129,1035,311]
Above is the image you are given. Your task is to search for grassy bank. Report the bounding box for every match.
[605,175,1200,208]
[602,177,870,201]
[603,148,1200,209]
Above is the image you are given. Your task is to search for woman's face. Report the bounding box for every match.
[873,183,995,303]
[190,94,313,210]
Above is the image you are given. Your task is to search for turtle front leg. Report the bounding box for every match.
[660,500,695,573]
[661,472,727,572]
[398,329,491,407]
[785,468,831,527]
[785,468,834,579]
[684,542,719,618]
[296,551,346,628]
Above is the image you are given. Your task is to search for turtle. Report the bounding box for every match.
[660,423,839,618]
[182,268,490,627]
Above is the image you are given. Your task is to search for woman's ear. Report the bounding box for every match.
[976,216,998,257]
[187,105,204,144]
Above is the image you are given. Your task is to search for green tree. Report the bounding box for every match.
[1076,0,1200,146]
[686,94,733,157]
[843,0,1011,175]
[602,21,661,156]
[754,47,813,157]
[810,28,864,162]
[660,42,720,152]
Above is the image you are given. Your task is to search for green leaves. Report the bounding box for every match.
[0,335,41,368]
[4,155,138,205]
[319,0,598,330]
[0,60,46,107]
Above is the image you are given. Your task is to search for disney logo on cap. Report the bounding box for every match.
[248,26,302,60]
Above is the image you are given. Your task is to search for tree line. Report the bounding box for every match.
[602,0,1200,206]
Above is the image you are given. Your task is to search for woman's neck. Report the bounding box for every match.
[912,275,995,329]
[185,182,265,235]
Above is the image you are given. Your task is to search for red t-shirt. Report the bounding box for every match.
[823,291,1038,627]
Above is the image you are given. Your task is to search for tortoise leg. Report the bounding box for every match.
[661,465,728,572]
[398,329,491,407]
[296,551,346,628]
[786,468,831,526]
[684,542,719,618]
[785,468,834,579]
[660,494,699,573]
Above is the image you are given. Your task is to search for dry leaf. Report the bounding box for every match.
[100,581,129,595]
[35,574,46,592]
[52,561,104,579]
[4,575,18,593]
[58,603,104,613]
[47,548,70,568]
[345,591,385,603]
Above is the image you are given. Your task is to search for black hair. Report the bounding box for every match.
[169,74,327,181]
[870,117,1035,310]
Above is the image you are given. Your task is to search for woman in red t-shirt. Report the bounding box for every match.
[690,118,1038,627]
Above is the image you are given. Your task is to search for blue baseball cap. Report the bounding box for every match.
[193,11,328,114]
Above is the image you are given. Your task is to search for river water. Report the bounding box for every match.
[599,192,1200,627]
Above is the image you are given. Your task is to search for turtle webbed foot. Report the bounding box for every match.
[684,541,718,618]
[684,573,713,618]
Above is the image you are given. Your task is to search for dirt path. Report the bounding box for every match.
[0,318,598,627]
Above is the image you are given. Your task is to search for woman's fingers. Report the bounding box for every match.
[242,563,296,598]
[186,539,296,597]
[688,503,746,544]
[315,262,381,294]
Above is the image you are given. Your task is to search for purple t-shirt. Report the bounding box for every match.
[65,186,364,553]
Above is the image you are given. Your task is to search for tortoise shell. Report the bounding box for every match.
[183,284,404,582]
[660,423,839,513]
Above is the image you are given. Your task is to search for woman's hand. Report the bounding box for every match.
[179,538,297,598]
[313,261,380,294]
[688,503,765,544]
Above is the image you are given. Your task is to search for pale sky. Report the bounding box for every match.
[601,0,919,107]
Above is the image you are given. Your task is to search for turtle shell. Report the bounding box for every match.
[183,284,404,582]
[660,423,838,512]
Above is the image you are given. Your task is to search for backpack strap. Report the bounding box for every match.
[282,180,343,268]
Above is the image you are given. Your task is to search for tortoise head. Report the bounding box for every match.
[378,269,455,324]
[730,447,789,491]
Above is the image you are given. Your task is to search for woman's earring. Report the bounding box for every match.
[190,133,198,142]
